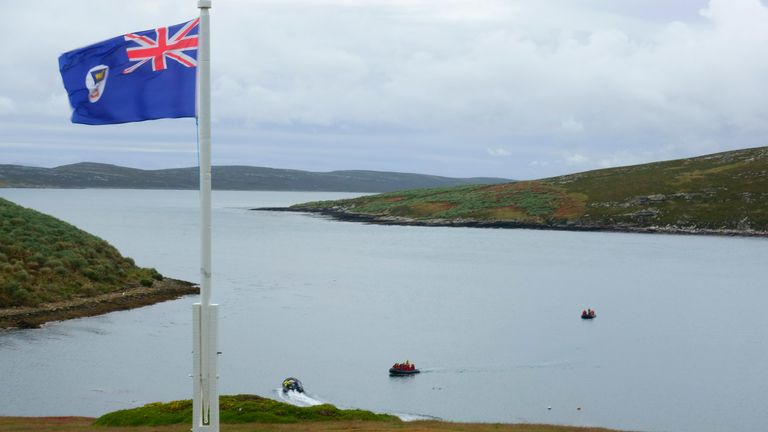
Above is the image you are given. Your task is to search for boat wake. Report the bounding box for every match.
[274,388,324,407]
[420,360,574,374]
[392,412,441,422]
[274,387,437,422]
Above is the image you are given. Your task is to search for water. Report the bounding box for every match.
[0,189,766,432]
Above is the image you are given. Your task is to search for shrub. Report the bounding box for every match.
[151,269,163,281]
[13,269,29,282]
[11,287,31,305]
[83,267,97,280]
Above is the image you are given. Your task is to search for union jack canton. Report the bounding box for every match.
[59,19,199,125]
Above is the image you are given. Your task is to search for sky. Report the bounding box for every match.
[2,0,768,179]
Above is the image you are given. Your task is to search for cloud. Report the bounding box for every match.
[560,117,584,134]
[207,0,768,145]
[487,147,511,157]
[0,97,15,115]
[1,0,768,179]
[564,153,589,166]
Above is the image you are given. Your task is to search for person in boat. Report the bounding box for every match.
[282,377,304,393]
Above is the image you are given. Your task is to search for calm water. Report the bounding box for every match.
[0,189,766,432]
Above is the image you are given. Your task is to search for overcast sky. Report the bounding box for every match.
[1,0,767,179]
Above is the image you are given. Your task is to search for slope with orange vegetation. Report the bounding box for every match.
[283,147,768,236]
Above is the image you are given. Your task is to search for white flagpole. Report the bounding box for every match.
[193,0,219,431]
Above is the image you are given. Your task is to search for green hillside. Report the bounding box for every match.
[0,197,162,307]
[95,394,398,427]
[290,147,768,234]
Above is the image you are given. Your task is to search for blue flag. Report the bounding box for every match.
[59,19,199,125]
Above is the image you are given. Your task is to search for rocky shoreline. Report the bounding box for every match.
[0,278,198,330]
[256,207,768,238]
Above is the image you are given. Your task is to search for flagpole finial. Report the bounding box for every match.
[198,0,211,8]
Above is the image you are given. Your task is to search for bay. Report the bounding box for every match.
[0,189,766,432]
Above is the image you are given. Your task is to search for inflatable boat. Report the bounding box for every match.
[282,377,304,393]
[389,362,420,376]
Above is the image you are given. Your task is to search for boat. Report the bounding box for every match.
[581,309,596,319]
[389,361,420,376]
[282,377,304,393]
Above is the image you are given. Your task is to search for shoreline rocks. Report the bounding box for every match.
[255,207,768,238]
[0,278,198,330]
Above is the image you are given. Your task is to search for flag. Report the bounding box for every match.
[59,18,199,125]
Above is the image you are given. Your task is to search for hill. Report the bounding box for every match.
[283,146,768,236]
[95,394,398,426]
[0,197,196,328]
[0,162,510,192]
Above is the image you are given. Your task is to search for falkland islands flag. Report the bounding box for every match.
[59,19,199,125]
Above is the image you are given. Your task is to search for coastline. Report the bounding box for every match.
[0,278,198,330]
[256,207,768,238]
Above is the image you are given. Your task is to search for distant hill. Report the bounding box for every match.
[285,146,768,236]
[0,162,511,192]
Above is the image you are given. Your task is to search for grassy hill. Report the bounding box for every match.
[288,147,768,235]
[95,395,398,426]
[0,162,509,192]
[0,197,163,307]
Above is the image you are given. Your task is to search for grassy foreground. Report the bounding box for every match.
[0,395,623,431]
[290,146,768,235]
[0,417,623,432]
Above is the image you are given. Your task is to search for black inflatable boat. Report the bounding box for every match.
[282,377,304,393]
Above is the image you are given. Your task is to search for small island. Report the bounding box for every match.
[262,147,768,237]
[0,197,197,329]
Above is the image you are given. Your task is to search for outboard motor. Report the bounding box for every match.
[282,377,304,393]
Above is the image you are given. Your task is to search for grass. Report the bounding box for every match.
[0,395,625,431]
[0,416,625,432]
[292,146,768,232]
[94,395,399,427]
[0,197,162,307]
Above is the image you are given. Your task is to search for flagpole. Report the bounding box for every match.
[193,0,218,431]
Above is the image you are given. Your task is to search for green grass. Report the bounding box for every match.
[0,197,162,307]
[94,395,399,427]
[291,146,768,232]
